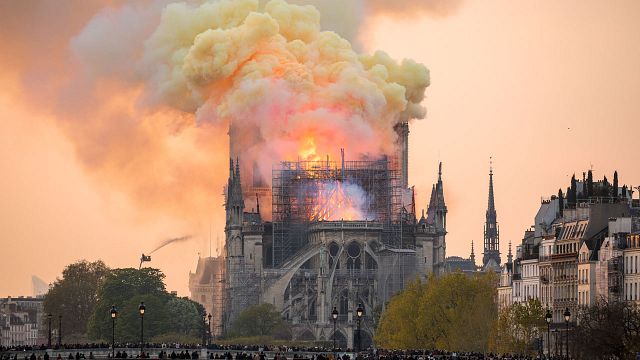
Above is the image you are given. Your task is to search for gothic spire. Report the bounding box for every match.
[483,157,501,269]
[226,158,245,213]
[426,162,447,231]
[507,240,513,265]
[487,159,495,216]
[470,240,476,265]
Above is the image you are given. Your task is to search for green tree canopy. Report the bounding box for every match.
[88,267,205,343]
[488,298,546,355]
[229,303,290,339]
[375,272,497,352]
[43,260,110,340]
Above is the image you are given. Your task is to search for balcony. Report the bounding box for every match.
[551,253,577,260]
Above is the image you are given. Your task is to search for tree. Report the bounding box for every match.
[88,267,204,343]
[489,299,546,355]
[43,260,110,340]
[602,175,610,197]
[573,301,640,360]
[613,171,619,198]
[587,170,593,198]
[375,272,497,352]
[229,303,289,339]
[374,277,426,349]
[165,296,206,339]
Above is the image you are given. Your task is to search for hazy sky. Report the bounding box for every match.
[1,0,639,296]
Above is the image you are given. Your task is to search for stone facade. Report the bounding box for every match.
[624,232,640,303]
[220,157,447,348]
[189,257,225,337]
[0,296,44,347]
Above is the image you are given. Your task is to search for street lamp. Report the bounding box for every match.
[202,314,207,346]
[110,306,118,358]
[138,302,145,356]
[545,309,552,359]
[563,307,571,359]
[332,307,338,353]
[207,313,212,346]
[47,314,52,348]
[356,303,364,354]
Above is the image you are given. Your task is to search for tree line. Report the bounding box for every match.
[374,272,640,358]
[375,272,498,352]
[43,260,206,344]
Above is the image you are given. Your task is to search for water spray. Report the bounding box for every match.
[138,235,192,269]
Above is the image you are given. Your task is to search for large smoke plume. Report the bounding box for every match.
[0,0,441,242]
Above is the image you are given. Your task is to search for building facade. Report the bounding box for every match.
[189,256,225,338]
[218,122,447,347]
[0,297,44,347]
[495,172,639,356]
[624,232,640,303]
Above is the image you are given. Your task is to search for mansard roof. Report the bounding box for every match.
[445,256,476,273]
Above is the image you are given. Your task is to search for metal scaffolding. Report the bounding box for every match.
[271,154,410,268]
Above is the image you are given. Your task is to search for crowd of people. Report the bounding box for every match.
[0,345,567,360]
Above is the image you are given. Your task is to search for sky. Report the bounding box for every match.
[1,0,639,296]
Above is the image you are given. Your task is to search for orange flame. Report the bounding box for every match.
[299,136,320,161]
[310,181,366,221]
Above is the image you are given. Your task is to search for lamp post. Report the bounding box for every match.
[47,314,52,348]
[58,315,62,347]
[356,303,363,354]
[110,306,118,358]
[563,307,571,359]
[138,302,145,356]
[332,307,338,353]
[207,313,212,346]
[202,314,207,346]
[545,309,552,359]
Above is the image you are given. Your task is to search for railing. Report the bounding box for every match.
[308,220,384,231]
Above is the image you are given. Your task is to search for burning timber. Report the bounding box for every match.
[221,147,447,349]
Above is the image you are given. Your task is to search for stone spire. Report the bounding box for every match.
[470,240,476,266]
[507,240,513,265]
[426,162,447,231]
[483,158,501,269]
[225,158,245,228]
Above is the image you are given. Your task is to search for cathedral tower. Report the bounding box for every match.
[482,160,501,270]
[425,162,447,275]
[225,158,244,258]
